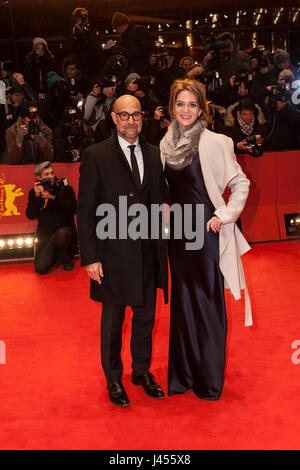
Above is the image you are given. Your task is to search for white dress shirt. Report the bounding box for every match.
[118,135,144,183]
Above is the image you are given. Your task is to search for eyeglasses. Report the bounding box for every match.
[115,111,144,121]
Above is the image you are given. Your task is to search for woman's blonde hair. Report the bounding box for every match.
[168,78,208,122]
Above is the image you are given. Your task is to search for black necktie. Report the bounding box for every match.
[128,145,141,188]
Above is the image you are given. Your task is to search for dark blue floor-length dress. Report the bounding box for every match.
[165,153,227,400]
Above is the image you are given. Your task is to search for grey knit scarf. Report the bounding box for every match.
[160,119,206,171]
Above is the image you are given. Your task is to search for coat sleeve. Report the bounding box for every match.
[213,136,250,224]
[77,148,102,266]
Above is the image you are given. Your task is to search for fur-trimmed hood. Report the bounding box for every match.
[224,101,267,127]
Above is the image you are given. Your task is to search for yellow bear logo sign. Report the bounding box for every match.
[0,173,24,218]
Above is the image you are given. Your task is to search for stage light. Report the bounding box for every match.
[25,237,33,247]
[7,239,14,248]
[0,240,5,248]
[16,238,24,247]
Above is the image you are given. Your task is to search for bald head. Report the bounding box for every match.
[112,94,141,113]
[111,94,143,144]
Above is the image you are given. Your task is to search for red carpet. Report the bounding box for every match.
[0,240,300,450]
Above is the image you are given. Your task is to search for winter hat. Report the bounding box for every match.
[34,161,52,176]
[112,12,130,30]
[32,37,48,51]
[47,71,63,89]
[274,49,290,66]
[124,73,141,87]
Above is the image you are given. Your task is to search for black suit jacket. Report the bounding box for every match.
[77,133,168,306]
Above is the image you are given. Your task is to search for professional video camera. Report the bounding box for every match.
[38,177,66,195]
[245,134,264,157]
[251,45,269,69]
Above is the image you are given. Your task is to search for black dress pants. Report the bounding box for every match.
[34,226,73,274]
[100,254,157,384]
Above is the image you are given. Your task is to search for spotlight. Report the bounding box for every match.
[0,240,5,248]
[16,238,24,247]
[25,237,33,247]
[7,239,14,248]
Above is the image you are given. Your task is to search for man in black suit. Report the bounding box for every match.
[77,95,168,407]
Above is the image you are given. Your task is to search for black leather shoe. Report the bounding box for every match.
[107,381,130,407]
[131,372,165,399]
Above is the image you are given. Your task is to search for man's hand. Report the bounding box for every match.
[85,262,104,284]
[154,106,164,121]
[40,190,55,200]
[207,216,223,233]
[12,72,25,86]
[203,52,213,65]
[236,139,248,151]
[33,133,46,147]
[34,181,44,197]
[16,124,28,145]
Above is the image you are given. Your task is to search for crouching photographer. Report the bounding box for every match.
[54,106,94,162]
[26,161,77,274]
[5,101,54,164]
[221,96,269,157]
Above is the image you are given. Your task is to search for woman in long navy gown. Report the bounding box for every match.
[160,79,250,400]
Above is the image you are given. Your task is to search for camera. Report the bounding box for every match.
[233,72,253,90]
[38,177,65,195]
[245,134,264,157]
[251,46,269,69]
[270,83,291,102]
[160,106,171,122]
[133,76,152,92]
[204,38,231,71]
[27,107,40,136]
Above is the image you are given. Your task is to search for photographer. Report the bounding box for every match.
[83,82,114,132]
[64,8,103,76]
[111,11,153,74]
[119,72,160,118]
[26,161,77,274]
[23,37,56,98]
[54,106,94,162]
[142,105,171,147]
[273,49,293,80]
[152,48,185,106]
[263,70,300,151]
[220,96,268,156]
[5,101,54,165]
[251,46,276,105]
[203,32,252,107]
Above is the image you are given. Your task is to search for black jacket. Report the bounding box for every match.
[121,24,153,74]
[26,177,77,251]
[77,133,168,306]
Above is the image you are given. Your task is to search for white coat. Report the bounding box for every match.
[198,128,252,326]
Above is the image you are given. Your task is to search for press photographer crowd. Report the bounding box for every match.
[1,8,300,166]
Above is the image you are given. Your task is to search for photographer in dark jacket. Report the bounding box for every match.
[263,70,300,151]
[23,37,56,97]
[5,101,54,164]
[152,48,185,106]
[220,96,268,154]
[111,11,153,75]
[26,161,77,274]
